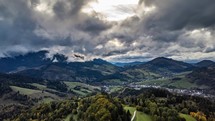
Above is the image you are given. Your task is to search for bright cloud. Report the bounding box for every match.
[82,0,139,21]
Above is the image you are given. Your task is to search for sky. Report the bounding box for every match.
[0,0,215,62]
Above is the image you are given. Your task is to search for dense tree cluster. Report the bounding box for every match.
[13,99,79,121]
[123,96,184,121]
[2,87,215,121]
[0,105,28,121]
[120,88,215,121]
[78,94,130,121]
[190,112,207,121]
[0,83,12,97]
[187,67,215,91]
[12,94,130,121]
[0,73,43,84]
[47,81,68,92]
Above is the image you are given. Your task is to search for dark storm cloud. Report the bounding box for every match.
[102,50,128,57]
[125,0,215,45]
[108,54,154,63]
[107,0,215,61]
[53,0,92,18]
[76,18,112,35]
[0,0,38,47]
[118,55,152,60]
[0,0,215,61]
[0,0,112,57]
[141,0,215,30]
[50,0,215,61]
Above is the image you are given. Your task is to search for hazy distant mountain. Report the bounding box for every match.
[113,61,145,67]
[102,67,160,83]
[138,57,194,76]
[0,51,73,73]
[0,51,120,82]
[0,51,52,73]
[187,66,215,90]
[102,57,195,83]
[17,58,121,82]
[3,51,215,85]
[194,60,215,67]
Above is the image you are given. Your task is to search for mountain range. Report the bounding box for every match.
[113,61,145,67]
[194,60,215,68]
[1,51,215,120]
[0,50,214,89]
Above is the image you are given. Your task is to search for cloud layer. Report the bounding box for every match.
[0,0,215,62]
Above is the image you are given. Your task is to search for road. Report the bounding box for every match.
[131,110,137,121]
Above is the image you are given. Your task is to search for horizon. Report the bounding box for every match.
[0,50,214,64]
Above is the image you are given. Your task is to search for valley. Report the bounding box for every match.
[0,51,215,121]
[1,0,215,120]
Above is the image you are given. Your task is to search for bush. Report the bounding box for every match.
[136,106,143,111]
[181,108,189,114]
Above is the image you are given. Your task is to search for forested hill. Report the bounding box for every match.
[8,88,215,121]
[12,94,131,121]
[187,67,215,90]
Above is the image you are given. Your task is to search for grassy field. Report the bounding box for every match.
[124,106,136,115]
[32,83,69,93]
[124,106,196,121]
[139,78,201,89]
[102,79,124,85]
[124,106,152,121]
[135,111,152,121]
[123,69,160,79]
[137,70,210,90]
[139,79,171,86]
[31,83,47,90]
[109,86,123,93]
[179,113,196,121]
[38,97,54,104]
[72,89,88,96]
[10,86,41,95]
[64,81,100,90]
[64,81,100,96]
[169,79,198,89]
[10,85,62,103]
